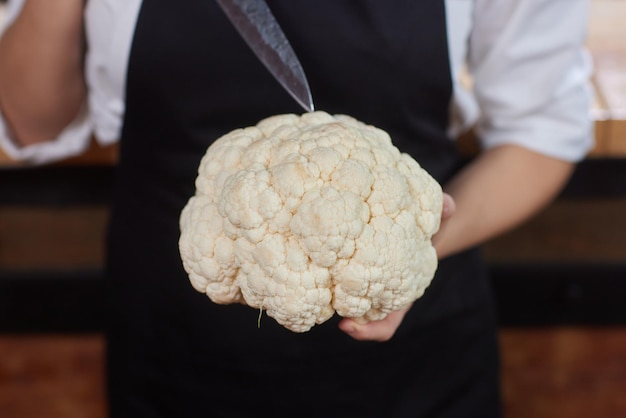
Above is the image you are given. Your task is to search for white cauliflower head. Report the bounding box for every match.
[179,111,443,332]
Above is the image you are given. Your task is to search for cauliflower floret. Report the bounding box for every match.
[179,111,443,332]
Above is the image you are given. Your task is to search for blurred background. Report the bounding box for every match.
[1,1,625,417]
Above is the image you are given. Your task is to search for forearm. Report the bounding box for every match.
[433,144,574,259]
[0,0,86,146]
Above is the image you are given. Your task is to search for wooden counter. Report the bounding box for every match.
[587,0,626,156]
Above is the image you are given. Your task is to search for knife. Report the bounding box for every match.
[215,0,315,112]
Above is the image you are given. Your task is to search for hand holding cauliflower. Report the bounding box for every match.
[179,111,443,332]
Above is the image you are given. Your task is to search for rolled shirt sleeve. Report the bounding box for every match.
[0,105,93,164]
[468,0,594,162]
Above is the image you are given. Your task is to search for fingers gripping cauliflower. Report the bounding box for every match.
[179,111,443,332]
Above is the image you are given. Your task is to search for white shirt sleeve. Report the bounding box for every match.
[0,0,95,164]
[468,0,594,162]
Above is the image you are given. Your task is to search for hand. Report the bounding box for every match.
[338,304,412,342]
[440,192,456,222]
[431,192,456,259]
[338,193,456,341]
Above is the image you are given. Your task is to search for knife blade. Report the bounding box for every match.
[216,0,315,112]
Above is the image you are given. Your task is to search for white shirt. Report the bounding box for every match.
[0,0,594,164]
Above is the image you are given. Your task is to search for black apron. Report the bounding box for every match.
[105,1,502,417]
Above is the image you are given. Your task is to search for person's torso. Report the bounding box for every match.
[83,0,477,149]
[104,3,495,416]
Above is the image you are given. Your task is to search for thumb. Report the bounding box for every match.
[441,192,456,220]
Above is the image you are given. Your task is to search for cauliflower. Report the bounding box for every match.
[179,111,443,332]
